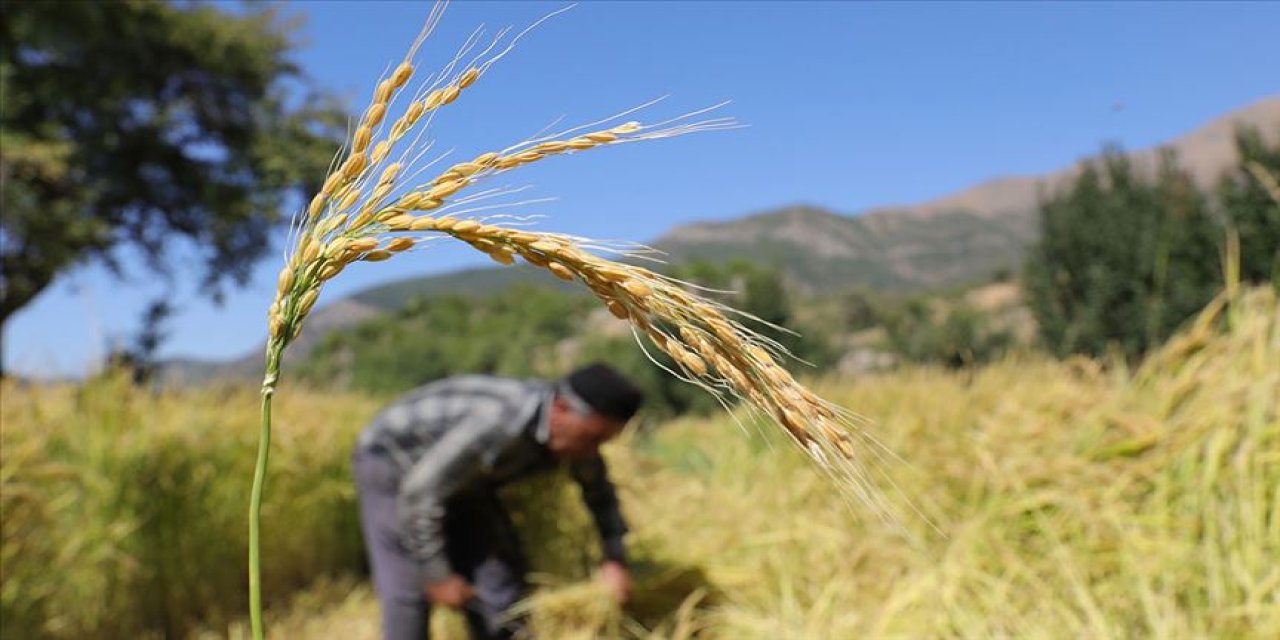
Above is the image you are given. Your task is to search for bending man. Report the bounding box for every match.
[352,363,643,639]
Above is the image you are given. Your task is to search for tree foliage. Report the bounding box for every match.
[879,297,1013,368]
[300,285,596,394]
[1216,125,1280,284]
[0,1,345,329]
[1025,147,1222,360]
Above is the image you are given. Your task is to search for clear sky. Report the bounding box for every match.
[5,1,1278,378]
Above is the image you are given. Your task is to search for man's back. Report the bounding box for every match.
[356,374,550,477]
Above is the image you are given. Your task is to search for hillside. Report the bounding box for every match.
[350,265,581,310]
[658,97,1279,291]
[161,97,1278,381]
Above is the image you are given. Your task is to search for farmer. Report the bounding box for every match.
[351,363,643,639]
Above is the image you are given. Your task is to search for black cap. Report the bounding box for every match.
[564,363,645,422]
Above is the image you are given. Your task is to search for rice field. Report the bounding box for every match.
[3,286,1277,638]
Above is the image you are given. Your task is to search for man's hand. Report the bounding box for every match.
[424,574,475,608]
[597,560,632,604]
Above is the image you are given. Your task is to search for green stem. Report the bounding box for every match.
[250,386,273,639]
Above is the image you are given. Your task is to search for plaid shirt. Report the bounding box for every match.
[356,375,629,582]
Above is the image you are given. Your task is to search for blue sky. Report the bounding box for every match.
[5,1,1278,378]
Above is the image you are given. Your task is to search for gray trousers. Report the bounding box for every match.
[353,449,529,640]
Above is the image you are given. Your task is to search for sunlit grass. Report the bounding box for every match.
[3,287,1276,638]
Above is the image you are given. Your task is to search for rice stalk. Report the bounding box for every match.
[252,5,896,636]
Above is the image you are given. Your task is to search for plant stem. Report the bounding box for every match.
[250,382,274,640]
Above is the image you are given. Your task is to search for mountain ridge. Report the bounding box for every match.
[166,96,1279,381]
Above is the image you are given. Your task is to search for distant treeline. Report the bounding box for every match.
[299,262,835,419]
[298,125,1278,416]
[1025,124,1279,361]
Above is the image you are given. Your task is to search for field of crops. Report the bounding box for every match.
[3,287,1276,639]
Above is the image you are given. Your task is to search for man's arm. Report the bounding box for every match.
[396,405,503,584]
[568,455,629,564]
[570,455,633,603]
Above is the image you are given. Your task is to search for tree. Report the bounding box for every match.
[1216,125,1280,284]
[0,2,345,335]
[879,297,1012,368]
[1024,147,1221,360]
[668,259,833,368]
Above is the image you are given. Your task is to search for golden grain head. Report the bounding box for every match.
[371,208,401,223]
[518,248,549,268]
[315,214,345,238]
[515,150,543,164]
[427,179,466,200]
[534,141,571,154]
[307,193,327,219]
[320,173,342,198]
[424,89,445,110]
[348,237,379,253]
[408,216,437,231]
[338,188,362,211]
[371,140,392,165]
[322,236,350,256]
[299,236,321,265]
[605,300,629,320]
[297,289,320,316]
[451,161,484,178]
[451,219,480,234]
[525,240,558,254]
[276,267,294,294]
[681,351,708,376]
[341,153,369,180]
[389,61,414,88]
[269,314,285,337]
[317,262,343,281]
[362,250,393,262]
[379,162,403,184]
[404,100,426,125]
[416,197,443,211]
[349,209,376,230]
[458,67,480,88]
[382,214,415,230]
[547,262,575,281]
[363,103,387,128]
[374,79,394,104]
[594,266,630,283]
[746,344,774,365]
[384,237,415,252]
[621,280,653,298]
[487,248,516,266]
[368,183,394,205]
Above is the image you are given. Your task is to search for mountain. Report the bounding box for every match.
[351,265,580,310]
[657,97,1279,291]
[653,204,1034,291]
[161,97,1278,382]
[160,298,383,385]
